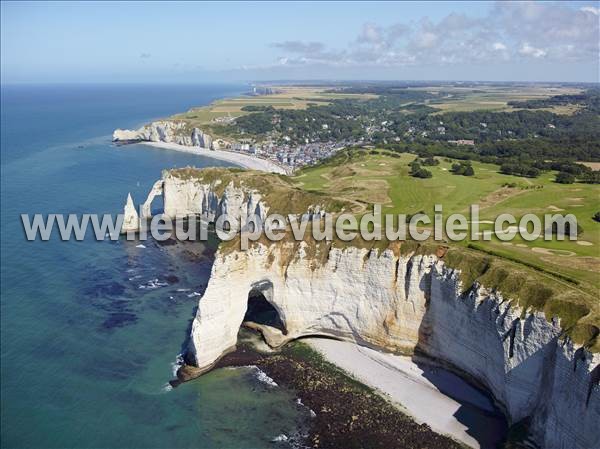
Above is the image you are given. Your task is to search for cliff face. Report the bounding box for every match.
[189,243,599,449]
[113,121,213,149]
[121,171,270,232]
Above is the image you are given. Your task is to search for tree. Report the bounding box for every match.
[593,212,600,223]
[578,171,600,184]
[421,156,439,166]
[555,172,575,184]
[463,165,475,176]
[412,167,433,178]
[451,163,465,174]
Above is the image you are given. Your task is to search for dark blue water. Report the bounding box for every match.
[0,85,305,448]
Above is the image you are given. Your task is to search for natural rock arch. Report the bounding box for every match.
[242,280,289,347]
[141,180,164,220]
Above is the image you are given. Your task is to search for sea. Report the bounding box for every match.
[0,84,307,448]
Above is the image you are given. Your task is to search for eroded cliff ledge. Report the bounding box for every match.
[129,167,599,449]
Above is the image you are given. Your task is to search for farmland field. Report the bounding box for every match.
[407,85,584,113]
[170,85,377,127]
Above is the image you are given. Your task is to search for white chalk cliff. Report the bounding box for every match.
[120,171,270,233]
[127,171,599,448]
[113,120,213,149]
[189,243,599,449]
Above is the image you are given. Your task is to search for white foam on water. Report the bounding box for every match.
[271,434,288,443]
[247,365,278,387]
[171,354,184,377]
[176,288,191,292]
[138,278,168,290]
[296,397,316,418]
[186,291,202,298]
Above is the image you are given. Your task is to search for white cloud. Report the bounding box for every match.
[271,41,325,54]
[414,31,438,49]
[580,6,599,15]
[269,2,597,69]
[519,43,547,58]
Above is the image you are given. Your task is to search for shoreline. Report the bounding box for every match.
[305,338,507,449]
[207,332,465,449]
[134,141,289,174]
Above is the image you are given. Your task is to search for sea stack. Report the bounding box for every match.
[121,193,140,234]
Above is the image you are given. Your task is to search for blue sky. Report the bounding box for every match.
[1,1,599,83]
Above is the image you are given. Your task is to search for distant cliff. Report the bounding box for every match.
[113,120,214,149]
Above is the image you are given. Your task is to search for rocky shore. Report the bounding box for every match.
[208,333,465,449]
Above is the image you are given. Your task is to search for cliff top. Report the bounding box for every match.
[165,166,356,215]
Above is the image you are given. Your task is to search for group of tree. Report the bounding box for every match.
[499,163,540,178]
[411,156,439,166]
[450,160,475,176]
[555,172,576,184]
[409,159,433,178]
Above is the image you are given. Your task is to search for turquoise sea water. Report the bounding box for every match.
[0,85,307,448]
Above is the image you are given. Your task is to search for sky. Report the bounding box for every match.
[1,1,599,84]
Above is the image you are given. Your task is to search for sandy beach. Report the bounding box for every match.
[138,141,289,174]
[305,338,507,449]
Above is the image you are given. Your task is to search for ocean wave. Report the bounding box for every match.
[271,434,288,443]
[138,278,168,290]
[247,365,278,387]
[171,353,184,377]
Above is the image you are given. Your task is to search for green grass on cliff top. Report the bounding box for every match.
[293,150,600,292]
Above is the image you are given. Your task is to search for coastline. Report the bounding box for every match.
[137,141,289,174]
[305,338,507,449]
[209,331,465,449]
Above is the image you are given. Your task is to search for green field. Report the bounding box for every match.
[293,151,600,294]
[412,85,584,114]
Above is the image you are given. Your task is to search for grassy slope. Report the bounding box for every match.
[291,150,599,348]
[293,150,600,292]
